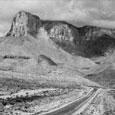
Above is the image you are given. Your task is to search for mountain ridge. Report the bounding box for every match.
[5,11,115,58]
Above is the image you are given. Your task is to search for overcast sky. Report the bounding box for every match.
[0,0,115,36]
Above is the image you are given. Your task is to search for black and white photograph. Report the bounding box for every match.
[0,0,115,115]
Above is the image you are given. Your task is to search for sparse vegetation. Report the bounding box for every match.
[86,68,115,88]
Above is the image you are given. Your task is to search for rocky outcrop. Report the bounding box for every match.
[38,55,57,66]
[37,55,57,71]
[79,26,115,41]
[42,21,80,55]
[42,21,79,43]
[6,11,41,37]
[47,23,73,41]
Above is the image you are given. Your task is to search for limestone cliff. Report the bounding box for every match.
[79,26,115,41]
[6,11,41,37]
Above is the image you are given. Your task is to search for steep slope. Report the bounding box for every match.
[83,34,115,58]
[42,20,115,58]
[78,25,115,40]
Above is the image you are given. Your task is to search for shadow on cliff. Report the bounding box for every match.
[49,34,115,59]
[82,34,115,58]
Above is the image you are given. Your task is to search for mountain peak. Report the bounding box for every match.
[6,11,41,37]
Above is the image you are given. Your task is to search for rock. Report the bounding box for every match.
[6,10,115,58]
[79,26,115,41]
[49,24,74,41]
[83,34,115,58]
[42,21,80,55]
[6,11,41,37]
[42,21,79,43]
[38,55,57,67]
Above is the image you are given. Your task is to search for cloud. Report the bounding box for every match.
[0,0,115,33]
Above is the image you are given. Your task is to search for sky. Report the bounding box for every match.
[0,0,115,36]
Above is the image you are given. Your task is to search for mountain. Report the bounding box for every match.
[42,21,115,58]
[6,11,115,59]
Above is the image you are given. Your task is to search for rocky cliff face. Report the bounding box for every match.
[6,11,115,41]
[42,20,80,55]
[6,11,41,37]
[42,21,79,42]
[79,26,115,41]
[6,11,115,58]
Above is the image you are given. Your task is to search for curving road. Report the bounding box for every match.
[34,88,98,115]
